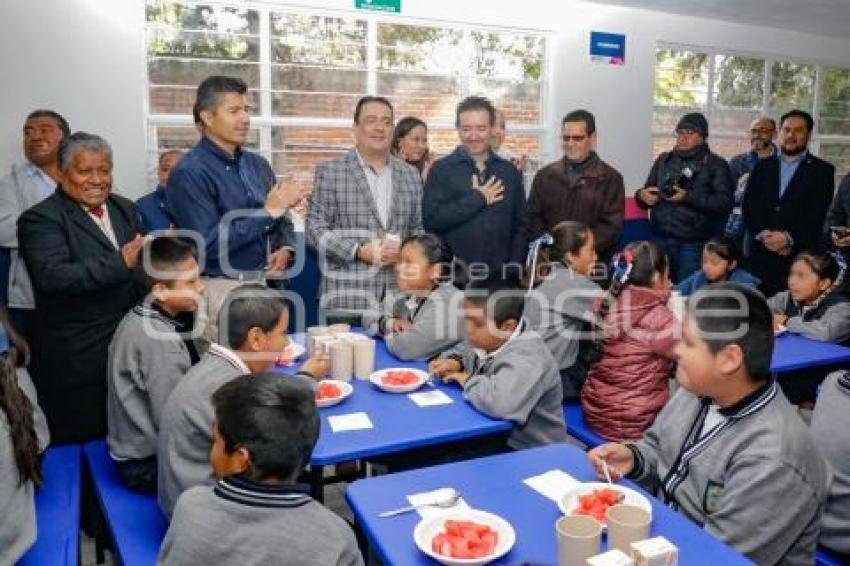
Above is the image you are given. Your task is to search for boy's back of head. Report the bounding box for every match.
[142,236,198,289]
[464,275,525,326]
[219,284,288,349]
[690,282,773,381]
[212,373,318,483]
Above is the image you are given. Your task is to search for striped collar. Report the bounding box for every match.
[208,343,251,374]
[715,379,778,418]
[213,476,312,509]
[837,370,850,392]
[133,302,180,328]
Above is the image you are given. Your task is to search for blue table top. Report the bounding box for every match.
[346,443,753,566]
[278,334,512,466]
[770,333,850,373]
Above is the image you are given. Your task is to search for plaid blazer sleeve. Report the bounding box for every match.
[306,160,363,265]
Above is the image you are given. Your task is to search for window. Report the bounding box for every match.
[145,1,548,214]
[654,45,850,185]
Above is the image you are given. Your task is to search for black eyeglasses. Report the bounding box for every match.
[562,135,588,142]
[750,128,775,135]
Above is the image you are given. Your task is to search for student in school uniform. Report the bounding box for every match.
[430,275,568,450]
[0,324,48,563]
[156,285,328,518]
[363,234,464,360]
[811,369,850,561]
[673,236,760,296]
[589,283,829,565]
[523,221,603,399]
[106,237,205,493]
[582,241,678,441]
[158,374,363,566]
[767,251,850,405]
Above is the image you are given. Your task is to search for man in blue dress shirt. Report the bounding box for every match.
[136,149,182,231]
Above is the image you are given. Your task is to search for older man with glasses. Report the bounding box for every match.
[635,112,734,282]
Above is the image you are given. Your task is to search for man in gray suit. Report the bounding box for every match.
[307,96,423,324]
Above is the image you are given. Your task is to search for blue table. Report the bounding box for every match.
[279,334,512,499]
[347,443,752,565]
[770,333,850,373]
[18,444,82,566]
[83,441,168,566]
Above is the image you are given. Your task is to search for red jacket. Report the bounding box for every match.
[582,286,678,441]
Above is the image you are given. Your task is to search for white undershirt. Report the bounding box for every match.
[82,204,119,249]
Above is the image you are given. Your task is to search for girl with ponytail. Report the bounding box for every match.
[523,221,603,399]
[0,321,48,563]
[581,240,679,441]
[768,250,850,406]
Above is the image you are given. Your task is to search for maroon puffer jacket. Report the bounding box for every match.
[582,286,678,441]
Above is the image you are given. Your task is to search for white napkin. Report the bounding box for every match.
[408,389,453,407]
[327,412,373,433]
[407,487,470,519]
[523,469,580,503]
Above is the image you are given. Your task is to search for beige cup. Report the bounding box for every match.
[352,338,376,380]
[307,326,330,354]
[556,515,602,566]
[328,323,351,335]
[605,504,651,554]
[330,339,354,382]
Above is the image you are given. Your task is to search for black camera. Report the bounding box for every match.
[660,166,695,198]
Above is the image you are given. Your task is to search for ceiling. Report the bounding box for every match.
[584,0,850,40]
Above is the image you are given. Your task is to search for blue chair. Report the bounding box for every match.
[815,547,846,566]
[563,400,606,449]
[286,232,321,331]
[83,440,168,566]
[18,444,82,566]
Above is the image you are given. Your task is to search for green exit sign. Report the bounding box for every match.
[355,0,401,13]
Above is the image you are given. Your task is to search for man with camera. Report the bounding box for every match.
[635,112,734,282]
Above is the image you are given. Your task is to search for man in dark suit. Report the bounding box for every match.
[18,132,146,444]
[743,109,835,296]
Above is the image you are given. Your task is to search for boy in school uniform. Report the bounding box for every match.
[430,276,568,450]
[157,284,328,518]
[589,283,829,565]
[158,374,363,566]
[107,236,204,492]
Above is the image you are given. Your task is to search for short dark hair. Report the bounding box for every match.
[455,96,496,128]
[158,149,183,165]
[195,76,248,116]
[703,236,740,264]
[780,109,814,133]
[219,284,288,349]
[690,283,773,382]
[142,236,197,288]
[25,110,70,138]
[391,116,427,153]
[562,109,596,135]
[212,373,319,482]
[353,96,394,125]
[793,251,842,285]
[464,275,525,326]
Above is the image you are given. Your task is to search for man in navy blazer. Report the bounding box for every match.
[743,110,835,296]
[18,132,147,443]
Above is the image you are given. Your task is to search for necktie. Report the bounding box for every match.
[89,205,105,218]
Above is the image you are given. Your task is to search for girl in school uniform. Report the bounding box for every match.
[674,236,760,296]
[0,324,46,563]
[363,234,464,361]
[768,251,850,405]
[523,221,603,399]
[582,240,679,441]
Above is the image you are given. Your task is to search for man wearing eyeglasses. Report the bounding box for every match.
[635,112,734,282]
[725,118,778,245]
[528,109,625,267]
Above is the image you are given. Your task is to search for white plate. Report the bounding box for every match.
[315,379,353,408]
[276,343,306,366]
[413,509,515,566]
[369,368,428,393]
[558,482,652,530]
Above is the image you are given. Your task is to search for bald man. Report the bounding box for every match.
[725,117,777,243]
[136,150,183,232]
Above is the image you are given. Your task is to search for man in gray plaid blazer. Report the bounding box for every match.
[307,96,423,322]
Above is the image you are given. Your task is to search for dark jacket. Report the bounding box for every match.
[638,144,734,241]
[742,153,834,296]
[423,146,527,273]
[17,190,145,443]
[824,173,850,267]
[527,152,625,256]
[136,186,173,232]
[582,286,678,441]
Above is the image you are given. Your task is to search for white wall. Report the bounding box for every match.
[2,0,850,198]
